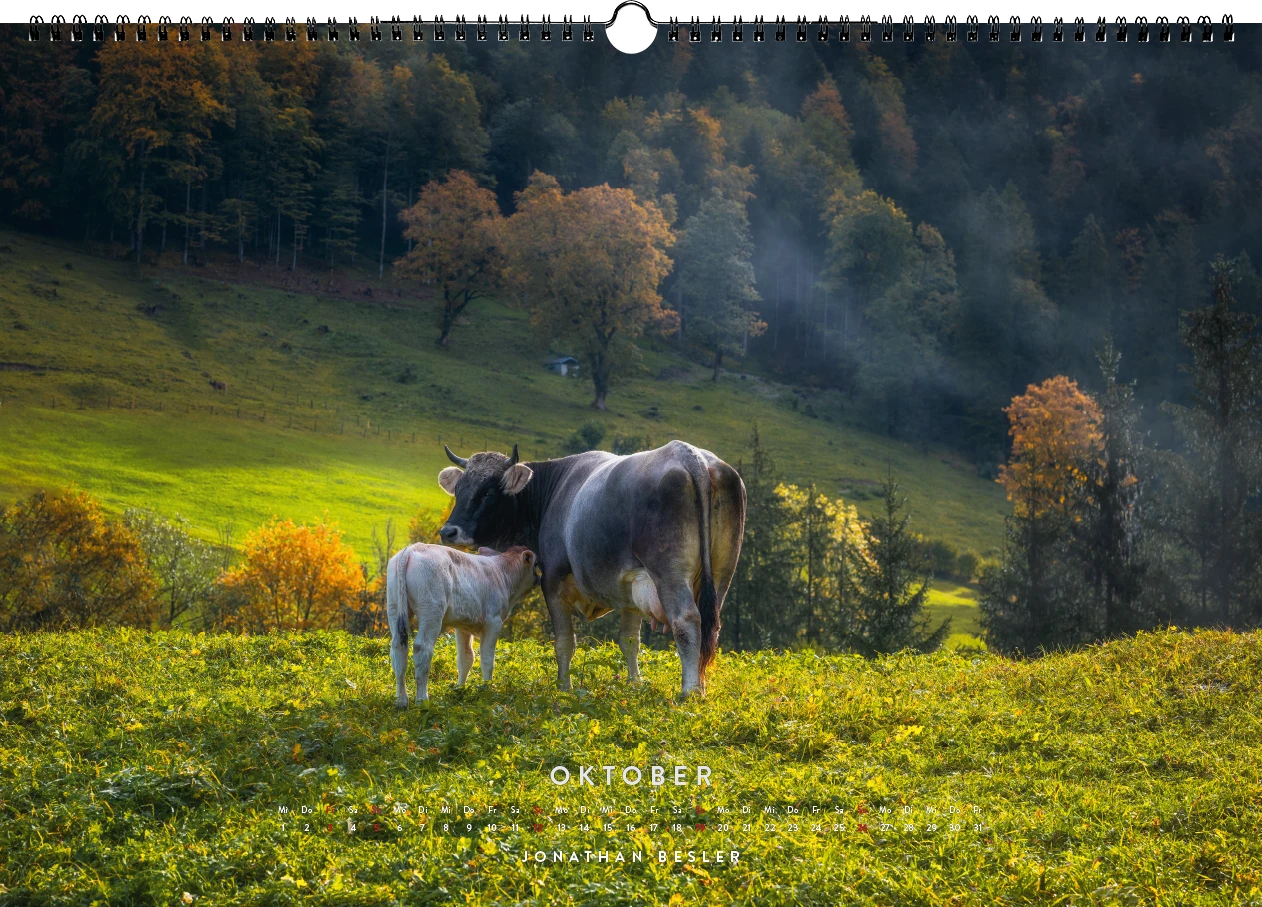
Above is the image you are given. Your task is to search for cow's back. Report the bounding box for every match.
[555,441,744,603]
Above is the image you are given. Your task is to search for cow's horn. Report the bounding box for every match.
[444,445,468,468]
[509,443,520,465]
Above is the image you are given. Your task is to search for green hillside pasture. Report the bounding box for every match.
[1,628,1258,904]
[0,231,1007,555]
[925,581,985,650]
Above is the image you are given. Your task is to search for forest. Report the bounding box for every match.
[2,26,1262,654]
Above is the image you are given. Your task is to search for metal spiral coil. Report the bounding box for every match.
[17,7,1241,43]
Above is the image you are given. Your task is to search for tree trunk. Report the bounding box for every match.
[406,180,414,254]
[591,349,610,410]
[183,182,192,266]
[773,270,781,352]
[292,220,299,271]
[712,348,722,381]
[378,140,390,279]
[135,149,147,265]
[676,283,684,348]
[199,181,208,250]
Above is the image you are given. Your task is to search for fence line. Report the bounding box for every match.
[9,394,528,459]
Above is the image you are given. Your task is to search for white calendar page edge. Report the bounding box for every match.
[3,1,1248,31]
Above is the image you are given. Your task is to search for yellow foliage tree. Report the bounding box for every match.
[219,518,362,632]
[998,375,1104,517]
[503,172,676,409]
[0,489,156,631]
[395,169,505,347]
[772,483,871,645]
[407,503,453,546]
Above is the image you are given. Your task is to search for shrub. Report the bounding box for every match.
[124,509,220,629]
[563,421,607,454]
[218,518,362,632]
[0,489,156,631]
[612,433,650,455]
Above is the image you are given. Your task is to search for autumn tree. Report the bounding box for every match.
[218,517,361,632]
[90,41,229,263]
[774,482,870,650]
[998,375,1103,518]
[396,170,505,346]
[0,489,156,631]
[983,376,1103,654]
[504,173,676,409]
[675,192,764,380]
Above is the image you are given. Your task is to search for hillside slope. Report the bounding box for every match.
[0,230,1007,554]
[0,628,1258,904]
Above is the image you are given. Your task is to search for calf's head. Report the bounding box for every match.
[437,444,533,548]
[501,546,541,601]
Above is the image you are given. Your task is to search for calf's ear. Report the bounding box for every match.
[501,463,533,495]
[438,466,462,495]
[477,546,498,556]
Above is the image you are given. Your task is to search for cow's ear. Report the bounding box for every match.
[438,466,462,495]
[500,463,533,495]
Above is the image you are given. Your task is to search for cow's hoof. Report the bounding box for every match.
[395,699,409,710]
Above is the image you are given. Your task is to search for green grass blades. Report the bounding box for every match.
[0,230,1007,556]
[1,628,1258,905]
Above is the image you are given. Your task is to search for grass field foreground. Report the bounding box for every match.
[1,628,1258,905]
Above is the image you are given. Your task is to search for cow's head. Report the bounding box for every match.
[437,444,533,547]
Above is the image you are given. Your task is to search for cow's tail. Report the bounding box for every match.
[679,444,718,687]
[387,548,411,651]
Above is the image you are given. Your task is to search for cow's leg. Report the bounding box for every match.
[542,571,576,691]
[455,629,474,686]
[657,579,703,697]
[480,617,503,683]
[412,608,444,702]
[617,609,643,683]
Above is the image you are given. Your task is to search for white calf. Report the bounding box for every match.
[387,543,537,707]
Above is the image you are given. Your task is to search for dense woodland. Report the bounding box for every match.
[3,27,1262,653]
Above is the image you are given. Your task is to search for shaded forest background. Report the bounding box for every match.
[3,28,1260,461]
[3,27,1262,654]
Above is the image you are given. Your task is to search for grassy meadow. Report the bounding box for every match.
[1,628,1259,905]
[0,230,1007,559]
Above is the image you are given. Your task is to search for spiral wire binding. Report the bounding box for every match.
[27,7,1235,43]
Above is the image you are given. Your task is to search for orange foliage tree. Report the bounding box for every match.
[0,489,156,631]
[503,172,676,409]
[219,517,362,632]
[998,376,1103,517]
[395,169,505,347]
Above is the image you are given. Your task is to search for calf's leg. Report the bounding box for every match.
[412,606,444,702]
[455,629,474,686]
[390,622,410,709]
[480,617,503,682]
